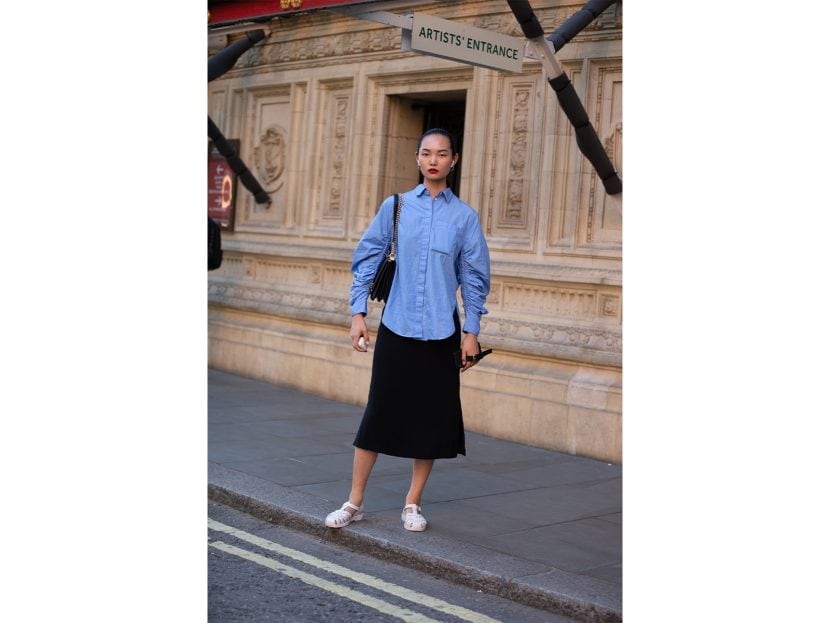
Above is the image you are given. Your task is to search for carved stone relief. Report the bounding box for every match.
[325,96,350,218]
[503,283,600,321]
[484,74,542,251]
[257,28,401,67]
[258,258,313,286]
[584,1,622,32]
[323,266,353,293]
[254,124,287,193]
[209,253,353,327]
[487,283,502,306]
[479,315,621,366]
[309,80,353,236]
[601,294,620,318]
[504,88,531,225]
[236,87,294,230]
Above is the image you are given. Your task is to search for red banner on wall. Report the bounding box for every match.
[208,0,389,28]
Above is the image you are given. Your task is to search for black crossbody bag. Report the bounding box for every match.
[368,194,402,303]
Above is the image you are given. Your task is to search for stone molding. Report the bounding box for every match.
[208,278,621,367]
[209,250,621,367]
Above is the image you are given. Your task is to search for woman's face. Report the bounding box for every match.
[416,134,457,185]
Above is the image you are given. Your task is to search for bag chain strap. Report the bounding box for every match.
[388,194,402,261]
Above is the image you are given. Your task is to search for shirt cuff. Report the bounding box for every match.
[462,315,480,336]
[351,299,368,317]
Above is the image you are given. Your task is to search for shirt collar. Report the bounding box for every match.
[414,184,454,201]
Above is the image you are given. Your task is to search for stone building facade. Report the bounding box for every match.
[208,0,622,463]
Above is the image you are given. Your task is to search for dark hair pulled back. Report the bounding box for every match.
[418,128,457,155]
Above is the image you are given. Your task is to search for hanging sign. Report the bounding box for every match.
[404,12,523,74]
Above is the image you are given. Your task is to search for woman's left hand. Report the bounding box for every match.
[460,333,479,373]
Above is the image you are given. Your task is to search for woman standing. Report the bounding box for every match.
[325,128,491,532]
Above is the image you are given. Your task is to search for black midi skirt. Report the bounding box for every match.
[353,312,465,459]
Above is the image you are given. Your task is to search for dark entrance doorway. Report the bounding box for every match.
[381,91,467,204]
[418,96,466,197]
[415,96,466,197]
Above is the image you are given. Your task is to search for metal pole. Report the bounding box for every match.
[506,0,621,195]
[208,29,267,82]
[547,0,618,52]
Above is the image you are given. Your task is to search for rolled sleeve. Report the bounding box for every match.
[459,216,491,335]
[349,196,395,317]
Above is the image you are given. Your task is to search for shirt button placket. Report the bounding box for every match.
[415,195,429,338]
[422,197,436,330]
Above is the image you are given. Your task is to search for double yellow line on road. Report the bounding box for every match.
[208,518,502,623]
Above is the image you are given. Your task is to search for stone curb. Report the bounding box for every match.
[208,483,622,623]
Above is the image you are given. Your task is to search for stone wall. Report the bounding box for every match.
[208,0,622,463]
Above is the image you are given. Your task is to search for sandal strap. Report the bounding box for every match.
[402,503,421,513]
[342,501,362,512]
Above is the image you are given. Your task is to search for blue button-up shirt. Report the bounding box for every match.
[350,185,490,340]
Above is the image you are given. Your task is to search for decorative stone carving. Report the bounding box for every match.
[584,2,622,31]
[473,13,523,37]
[487,283,502,305]
[254,124,287,193]
[479,315,622,365]
[261,29,401,66]
[327,97,349,217]
[243,257,256,278]
[209,281,350,323]
[503,283,598,320]
[504,88,530,224]
[601,295,620,317]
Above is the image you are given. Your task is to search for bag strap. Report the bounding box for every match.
[389,193,402,260]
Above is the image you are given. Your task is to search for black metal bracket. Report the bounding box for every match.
[208,29,272,206]
[506,0,622,195]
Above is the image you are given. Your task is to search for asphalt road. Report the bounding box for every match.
[208,500,577,622]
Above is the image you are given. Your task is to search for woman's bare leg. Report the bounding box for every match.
[405,459,434,508]
[348,447,378,510]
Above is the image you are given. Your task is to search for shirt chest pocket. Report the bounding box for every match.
[429,222,460,258]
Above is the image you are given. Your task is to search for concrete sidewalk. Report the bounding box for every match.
[208,368,622,622]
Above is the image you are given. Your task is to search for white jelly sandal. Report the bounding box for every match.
[401,503,427,532]
[325,501,363,528]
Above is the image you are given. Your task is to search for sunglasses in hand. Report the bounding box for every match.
[453,347,493,369]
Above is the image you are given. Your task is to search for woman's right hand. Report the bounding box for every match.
[350,314,370,352]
